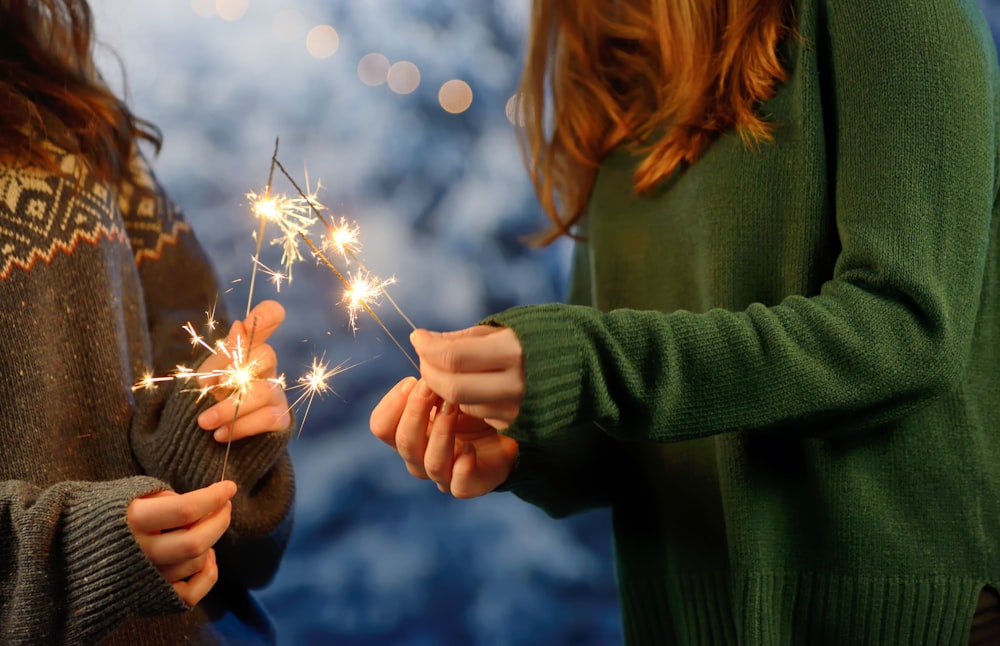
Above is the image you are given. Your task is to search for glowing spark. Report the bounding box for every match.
[343,271,396,332]
[322,216,362,261]
[247,189,320,281]
[287,354,364,438]
[132,371,174,392]
[251,256,290,292]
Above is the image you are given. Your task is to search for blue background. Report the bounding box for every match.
[89,2,1000,644]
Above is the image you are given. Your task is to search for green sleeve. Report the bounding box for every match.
[488,0,998,446]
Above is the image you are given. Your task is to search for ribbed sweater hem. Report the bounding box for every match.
[619,570,984,646]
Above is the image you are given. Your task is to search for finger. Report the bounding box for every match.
[172,548,218,607]
[424,400,458,487]
[419,360,525,405]
[450,442,480,499]
[241,300,285,346]
[411,327,520,374]
[158,552,208,583]
[369,377,418,447]
[128,481,236,534]
[456,402,521,427]
[215,404,292,442]
[243,342,279,380]
[395,380,438,479]
[142,501,232,565]
[199,377,285,430]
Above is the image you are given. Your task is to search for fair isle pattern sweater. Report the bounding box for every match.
[0,146,295,645]
[490,1,1000,644]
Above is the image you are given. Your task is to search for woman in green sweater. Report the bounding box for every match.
[371,0,1000,643]
[0,1,295,643]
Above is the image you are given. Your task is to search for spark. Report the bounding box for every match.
[286,354,362,438]
[342,270,396,333]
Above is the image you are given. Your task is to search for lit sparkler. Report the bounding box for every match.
[244,144,419,371]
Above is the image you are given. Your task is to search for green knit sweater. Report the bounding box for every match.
[0,146,294,645]
[489,1,1000,643]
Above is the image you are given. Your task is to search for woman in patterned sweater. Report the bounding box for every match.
[372,0,1000,643]
[0,1,295,644]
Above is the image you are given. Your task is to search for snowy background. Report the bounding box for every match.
[89,2,1000,645]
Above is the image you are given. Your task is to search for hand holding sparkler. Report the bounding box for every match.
[127,480,236,606]
[369,375,519,498]
[195,300,292,445]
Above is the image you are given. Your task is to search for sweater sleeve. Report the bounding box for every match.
[487,1,998,446]
[123,154,295,589]
[0,478,188,646]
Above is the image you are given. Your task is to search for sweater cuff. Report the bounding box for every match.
[483,303,586,443]
[62,477,188,642]
[132,386,291,492]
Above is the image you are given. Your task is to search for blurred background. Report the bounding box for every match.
[89,2,1000,645]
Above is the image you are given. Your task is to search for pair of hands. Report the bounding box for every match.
[370,325,525,498]
[127,300,291,606]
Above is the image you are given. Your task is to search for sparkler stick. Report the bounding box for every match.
[245,138,280,318]
[219,316,257,481]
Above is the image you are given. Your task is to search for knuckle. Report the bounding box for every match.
[438,347,463,372]
[176,535,207,560]
[173,500,202,526]
[404,462,429,480]
[395,434,420,460]
[424,459,448,483]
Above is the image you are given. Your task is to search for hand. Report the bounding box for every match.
[196,300,291,442]
[370,377,519,498]
[409,325,525,430]
[126,480,237,606]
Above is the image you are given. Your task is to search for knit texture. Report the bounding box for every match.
[0,146,294,645]
[490,0,1000,643]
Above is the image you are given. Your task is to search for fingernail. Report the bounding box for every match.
[222,480,238,497]
[415,380,431,397]
[409,330,419,345]
[400,377,417,394]
[198,410,218,428]
[214,426,230,441]
[441,400,455,416]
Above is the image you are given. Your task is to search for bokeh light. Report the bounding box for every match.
[273,9,307,42]
[505,93,526,126]
[306,25,340,59]
[357,53,391,87]
[387,60,421,95]
[438,79,473,114]
[216,0,248,22]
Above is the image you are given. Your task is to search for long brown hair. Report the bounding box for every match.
[0,0,160,184]
[518,0,794,244]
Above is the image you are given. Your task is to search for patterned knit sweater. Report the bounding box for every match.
[490,0,1000,644]
[0,145,295,645]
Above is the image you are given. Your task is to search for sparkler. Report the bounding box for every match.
[132,139,358,481]
[247,146,420,371]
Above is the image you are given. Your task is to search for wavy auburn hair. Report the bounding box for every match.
[0,0,160,183]
[518,0,794,244]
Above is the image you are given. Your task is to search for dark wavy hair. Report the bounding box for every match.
[0,0,161,183]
